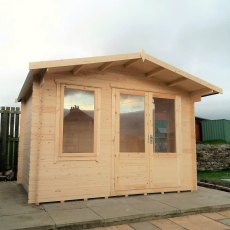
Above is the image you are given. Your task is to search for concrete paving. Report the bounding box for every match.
[91,212,230,229]
[0,182,230,230]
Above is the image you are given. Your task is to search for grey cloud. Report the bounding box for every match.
[0,0,229,119]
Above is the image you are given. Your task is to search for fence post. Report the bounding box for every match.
[13,107,20,174]
[0,107,4,172]
[9,107,15,170]
[0,106,9,173]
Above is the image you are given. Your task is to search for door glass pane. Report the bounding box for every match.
[120,94,145,152]
[153,98,175,153]
[63,87,94,153]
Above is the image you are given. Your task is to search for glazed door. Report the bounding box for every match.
[113,89,151,191]
[113,89,179,192]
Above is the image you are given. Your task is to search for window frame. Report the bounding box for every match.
[55,83,101,161]
[152,93,177,154]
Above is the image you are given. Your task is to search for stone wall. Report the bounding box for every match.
[196,144,230,171]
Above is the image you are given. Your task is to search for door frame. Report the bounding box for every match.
[111,87,182,194]
[111,88,151,192]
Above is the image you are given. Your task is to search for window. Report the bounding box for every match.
[153,98,176,153]
[120,94,145,152]
[58,85,100,158]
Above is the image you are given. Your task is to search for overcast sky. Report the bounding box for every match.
[0,0,229,119]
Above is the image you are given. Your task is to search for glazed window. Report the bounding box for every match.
[60,86,100,156]
[120,94,145,152]
[153,98,176,153]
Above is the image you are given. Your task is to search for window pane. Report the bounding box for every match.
[153,98,175,153]
[63,88,94,153]
[120,94,145,152]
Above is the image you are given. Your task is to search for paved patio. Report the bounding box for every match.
[0,182,230,230]
[91,211,230,229]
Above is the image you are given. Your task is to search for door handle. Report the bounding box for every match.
[149,134,153,144]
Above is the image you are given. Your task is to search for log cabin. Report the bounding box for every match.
[17,51,222,204]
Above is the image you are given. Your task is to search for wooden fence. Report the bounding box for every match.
[0,106,20,179]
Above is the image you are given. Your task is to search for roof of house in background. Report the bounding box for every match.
[17,51,223,101]
[195,116,210,121]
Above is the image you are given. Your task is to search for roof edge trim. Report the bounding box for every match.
[18,51,223,101]
[17,70,34,102]
[144,54,223,94]
[29,52,142,70]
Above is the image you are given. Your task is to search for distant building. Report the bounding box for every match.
[195,117,209,142]
[202,119,230,142]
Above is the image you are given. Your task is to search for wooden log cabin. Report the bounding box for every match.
[17,51,222,204]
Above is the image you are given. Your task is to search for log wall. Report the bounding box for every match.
[19,67,196,203]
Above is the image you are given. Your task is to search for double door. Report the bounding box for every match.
[112,88,179,192]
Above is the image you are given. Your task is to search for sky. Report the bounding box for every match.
[64,88,94,110]
[0,0,229,119]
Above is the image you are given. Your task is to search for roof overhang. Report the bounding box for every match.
[17,51,223,102]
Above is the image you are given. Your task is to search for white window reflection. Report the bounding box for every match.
[120,94,145,152]
[63,88,94,153]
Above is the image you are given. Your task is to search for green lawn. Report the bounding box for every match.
[197,170,230,184]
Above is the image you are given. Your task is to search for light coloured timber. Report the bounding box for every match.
[123,59,140,69]
[17,100,26,184]
[144,53,222,94]
[168,77,188,87]
[98,61,113,71]
[146,67,164,78]
[31,79,42,204]
[18,51,222,102]
[72,65,84,75]
[29,52,142,70]
[17,52,222,204]
[190,99,197,190]
[190,88,213,97]
[175,96,182,188]
[111,88,116,193]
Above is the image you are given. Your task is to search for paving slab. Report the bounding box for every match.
[90,203,141,220]
[0,212,54,230]
[47,207,103,227]
[202,212,226,220]
[169,214,227,230]
[129,221,160,230]
[150,219,184,230]
[42,200,87,211]
[0,203,44,216]
[87,197,122,207]
[0,182,23,193]
[1,182,230,229]
[218,210,230,218]
[219,218,230,226]
[148,187,230,212]
[91,226,132,230]
[118,196,179,216]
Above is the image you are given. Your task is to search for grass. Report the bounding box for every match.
[197,170,230,184]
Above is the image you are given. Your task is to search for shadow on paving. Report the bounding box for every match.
[0,182,230,230]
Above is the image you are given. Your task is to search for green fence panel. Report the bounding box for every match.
[0,106,20,179]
